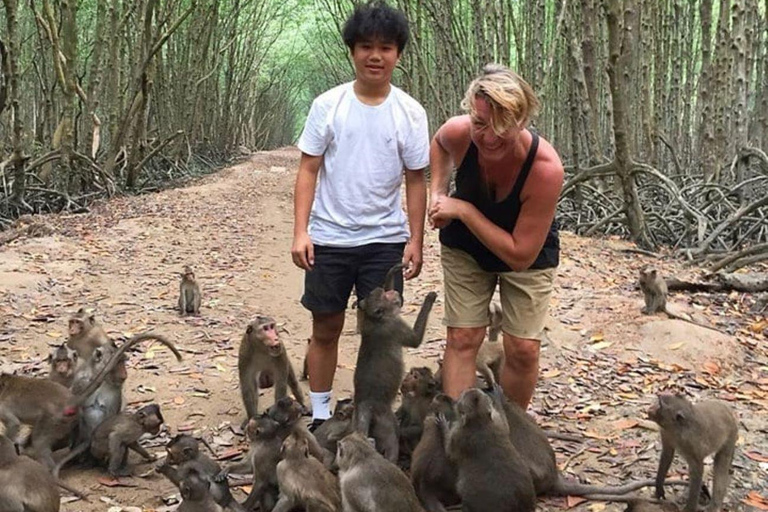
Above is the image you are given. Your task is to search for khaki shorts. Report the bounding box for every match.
[441,245,555,341]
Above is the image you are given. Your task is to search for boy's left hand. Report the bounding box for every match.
[402,241,423,280]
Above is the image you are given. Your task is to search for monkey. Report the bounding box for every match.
[266,397,334,467]
[178,265,202,316]
[47,343,78,388]
[300,338,310,381]
[639,267,721,332]
[481,385,687,497]
[0,332,181,472]
[85,403,164,477]
[648,394,738,512]
[273,432,341,512]
[313,398,355,456]
[337,432,425,512]
[410,394,460,512]
[178,467,225,512]
[438,388,536,512]
[217,414,286,511]
[0,435,61,512]
[396,367,439,461]
[66,308,109,360]
[476,301,503,387]
[238,316,305,427]
[156,434,245,512]
[61,332,183,472]
[353,262,437,462]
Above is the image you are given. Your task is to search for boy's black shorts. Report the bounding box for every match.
[301,242,406,314]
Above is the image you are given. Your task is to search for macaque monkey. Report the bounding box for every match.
[313,398,354,456]
[649,394,738,512]
[439,388,535,512]
[639,267,720,331]
[178,265,202,316]
[67,308,109,359]
[156,434,244,512]
[337,432,425,512]
[273,432,341,512]
[179,467,225,512]
[89,403,164,477]
[238,316,304,425]
[397,367,439,459]
[354,263,437,462]
[411,394,460,512]
[476,301,503,387]
[0,435,61,512]
[267,397,334,467]
[47,343,78,388]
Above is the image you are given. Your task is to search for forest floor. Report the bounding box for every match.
[1,147,767,512]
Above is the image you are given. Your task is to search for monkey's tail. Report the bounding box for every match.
[71,333,182,406]
[553,477,689,496]
[664,308,723,333]
[580,494,663,504]
[383,263,405,291]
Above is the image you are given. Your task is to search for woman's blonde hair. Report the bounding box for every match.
[460,64,540,135]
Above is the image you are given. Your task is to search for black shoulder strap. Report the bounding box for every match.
[511,132,540,198]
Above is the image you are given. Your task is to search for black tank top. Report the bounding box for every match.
[439,132,560,272]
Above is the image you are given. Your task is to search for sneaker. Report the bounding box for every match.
[308,418,326,433]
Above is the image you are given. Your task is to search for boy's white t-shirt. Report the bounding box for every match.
[297,82,430,247]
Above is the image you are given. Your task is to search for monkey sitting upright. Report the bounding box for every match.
[66,308,109,359]
[638,267,720,331]
[178,265,202,316]
[238,316,305,426]
[353,263,437,462]
[0,435,61,512]
[274,432,341,512]
[649,394,738,512]
[396,367,439,460]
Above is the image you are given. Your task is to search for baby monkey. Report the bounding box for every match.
[648,394,737,512]
[274,432,341,512]
[47,343,78,387]
[179,265,202,316]
[90,403,164,477]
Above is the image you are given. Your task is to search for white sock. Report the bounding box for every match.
[310,390,332,421]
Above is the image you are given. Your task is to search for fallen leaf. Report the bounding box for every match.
[702,361,721,374]
[589,333,604,342]
[590,341,613,351]
[542,369,561,379]
[668,342,685,350]
[612,418,639,430]
[744,491,768,510]
[567,496,588,508]
[745,451,768,463]
[98,477,138,487]
[46,331,62,338]
[173,396,185,405]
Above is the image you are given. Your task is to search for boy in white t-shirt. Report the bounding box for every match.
[291,1,430,428]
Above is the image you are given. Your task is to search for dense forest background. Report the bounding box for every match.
[0,0,767,268]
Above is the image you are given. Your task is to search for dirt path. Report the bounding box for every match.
[1,147,766,511]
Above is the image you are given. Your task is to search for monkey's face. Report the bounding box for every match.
[333,400,354,420]
[166,435,197,464]
[249,317,282,357]
[361,288,402,319]
[137,404,164,435]
[68,318,84,336]
[268,397,302,425]
[247,415,280,440]
[648,394,691,427]
[401,367,437,397]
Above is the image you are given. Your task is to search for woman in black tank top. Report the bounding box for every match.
[427,64,564,418]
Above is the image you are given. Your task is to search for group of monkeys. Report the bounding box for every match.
[0,263,740,512]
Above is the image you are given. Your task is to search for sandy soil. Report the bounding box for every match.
[0,147,765,511]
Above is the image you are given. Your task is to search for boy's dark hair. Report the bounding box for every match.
[342,1,409,53]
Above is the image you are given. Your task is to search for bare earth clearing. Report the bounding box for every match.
[1,147,766,511]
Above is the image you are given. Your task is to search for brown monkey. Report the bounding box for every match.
[476,301,503,387]
[411,394,460,512]
[337,432,425,512]
[1,332,180,471]
[0,435,61,512]
[156,434,244,512]
[397,367,439,460]
[66,308,109,359]
[267,397,334,467]
[648,394,737,512]
[483,385,685,497]
[314,399,354,455]
[179,467,225,512]
[354,263,437,462]
[218,415,286,511]
[238,316,304,426]
[47,343,78,388]
[273,432,341,512]
[88,403,163,477]
[439,388,535,512]
[178,265,202,316]
[639,267,721,331]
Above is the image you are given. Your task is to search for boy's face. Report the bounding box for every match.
[351,38,400,89]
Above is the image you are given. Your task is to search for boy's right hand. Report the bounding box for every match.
[291,232,315,271]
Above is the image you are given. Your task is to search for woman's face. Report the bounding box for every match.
[469,96,522,161]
